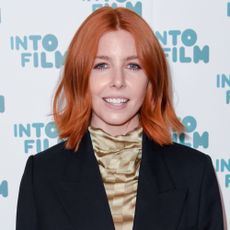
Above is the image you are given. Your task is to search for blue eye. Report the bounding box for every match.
[127,63,141,71]
[93,63,108,70]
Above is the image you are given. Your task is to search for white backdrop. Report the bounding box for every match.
[0,0,229,229]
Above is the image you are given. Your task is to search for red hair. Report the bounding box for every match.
[53,6,184,150]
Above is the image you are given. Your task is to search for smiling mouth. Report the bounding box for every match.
[103,97,129,105]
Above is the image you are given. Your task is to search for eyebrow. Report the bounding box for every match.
[95,55,139,61]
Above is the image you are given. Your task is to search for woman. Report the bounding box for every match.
[16,6,224,230]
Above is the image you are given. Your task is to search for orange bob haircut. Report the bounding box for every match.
[53,6,184,150]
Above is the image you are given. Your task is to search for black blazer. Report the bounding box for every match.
[16,131,224,230]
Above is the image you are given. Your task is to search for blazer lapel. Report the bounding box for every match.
[55,131,187,230]
[133,133,187,230]
[55,131,115,230]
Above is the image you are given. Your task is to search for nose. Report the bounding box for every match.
[110,69,126,89]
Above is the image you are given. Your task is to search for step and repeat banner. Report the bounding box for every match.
[0,0,229,229]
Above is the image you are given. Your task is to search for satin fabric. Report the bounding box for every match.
[16,130,224,230]
[88,126,143,230]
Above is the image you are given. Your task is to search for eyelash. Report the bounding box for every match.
[127,63,141,71]
[93,63,141,71]
[93,63,108,71]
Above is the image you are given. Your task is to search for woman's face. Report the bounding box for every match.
[89,29,149,136]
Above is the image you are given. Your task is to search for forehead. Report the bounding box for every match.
[96,29,137,55]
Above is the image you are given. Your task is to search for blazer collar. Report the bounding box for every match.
[54,131,187,230]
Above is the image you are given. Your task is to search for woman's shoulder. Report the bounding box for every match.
[26,141,75,180]
[161,142,214,183]
[32,141,75,161]
[163,142,210,161]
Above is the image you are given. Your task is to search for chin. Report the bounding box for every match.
[102,114,137,127]
[103,118,129,126]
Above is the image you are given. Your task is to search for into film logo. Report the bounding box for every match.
[216,73,230,104]
[10,34,66,68]
[228,2,230,17]
[215,158,230,188]
[13,121,62,154]
[82,0,142,16]
[173,115,209,149]
[0,95,5,113]
[155,29,209,64]
[0,180,8,198]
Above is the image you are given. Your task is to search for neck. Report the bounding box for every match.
[90,116,140,137]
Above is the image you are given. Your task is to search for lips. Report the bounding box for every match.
[103,97,129,105]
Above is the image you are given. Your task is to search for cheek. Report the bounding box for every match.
[89,80,100,98]
[89,76,108,96]
[133,78,149,98]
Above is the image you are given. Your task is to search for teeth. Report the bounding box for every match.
[104,98,128,104]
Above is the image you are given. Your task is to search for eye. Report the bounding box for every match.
[127,63,141,71]
[93,63,109,71]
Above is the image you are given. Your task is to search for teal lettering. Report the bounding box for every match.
[182,116,197,133]
[33,52,39,67]
[179,133,191,147]
[162,46,209,64]
[21,53,32,67]
[194,45,209,63]
[45,122,58,138]
[92,3,103,11]
[0,95,5,113]
[172,133,191,147]
[36,138,49,152]
[24,139,50,153]
[228,2,230,16]
[41,52,53,68]
[18,124,31,137]
[42,34,58,52]
[225,174,230,187]
[10,36,14,49]
[13,124,17,137]
[227,90,230,104]
[21,52,64,68]
[172,47,177,62]
[15,36,28,50]
[221,74,230,87]
[220,159,230,172]
[168,30,181,46]
[32,123,44,138]
[181,29,197,47]
[163,48,171,58]
[24,139,34,153]
[29,35,42,50]
[216,74,221,88]
[179,47,192,63]
[216,74,230,88]
[55,51,66,68]
[0,180,8,198]
[156,31,167,45]
[216,159,220,172]
[92,1,142,15]
[126,2,142,16]
[193,131,209,148]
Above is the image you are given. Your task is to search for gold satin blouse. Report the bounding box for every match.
[88,126,143,230]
